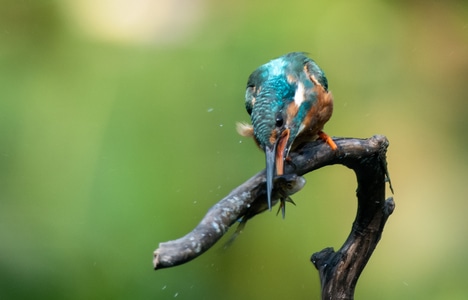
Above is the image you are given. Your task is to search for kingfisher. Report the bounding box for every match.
[237,52,337,213]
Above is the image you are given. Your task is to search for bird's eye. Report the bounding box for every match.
[275,114,284,128]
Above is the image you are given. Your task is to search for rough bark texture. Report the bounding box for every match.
[153,135,394,299]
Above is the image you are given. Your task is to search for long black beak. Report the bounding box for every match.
[265,145,276,211]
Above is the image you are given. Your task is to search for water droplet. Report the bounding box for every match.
[207,108,214,112]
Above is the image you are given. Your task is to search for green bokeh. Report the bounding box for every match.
[1,0,468,299]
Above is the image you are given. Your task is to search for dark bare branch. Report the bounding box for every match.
[307,135,394,300]
[153,134,393,285]
[153,172,305,269]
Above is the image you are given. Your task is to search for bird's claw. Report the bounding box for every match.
[318,130,337,150]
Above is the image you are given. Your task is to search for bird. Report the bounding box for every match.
[237,52,337,213]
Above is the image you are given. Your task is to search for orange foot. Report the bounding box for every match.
[318,131,337,150]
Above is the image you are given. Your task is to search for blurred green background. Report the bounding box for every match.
[1,0,467,299]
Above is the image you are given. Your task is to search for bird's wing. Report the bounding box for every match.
[304,58,329,91]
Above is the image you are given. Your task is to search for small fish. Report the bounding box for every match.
[224,174,306,246]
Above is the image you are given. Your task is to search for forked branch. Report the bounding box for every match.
[153,135,394,299]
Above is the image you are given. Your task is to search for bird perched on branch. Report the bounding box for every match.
[237,52,337,214]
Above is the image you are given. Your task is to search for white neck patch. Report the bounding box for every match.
[294,81,305,107]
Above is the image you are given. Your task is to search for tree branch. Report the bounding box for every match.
[153,135,393,299]
[152,172,305,269]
